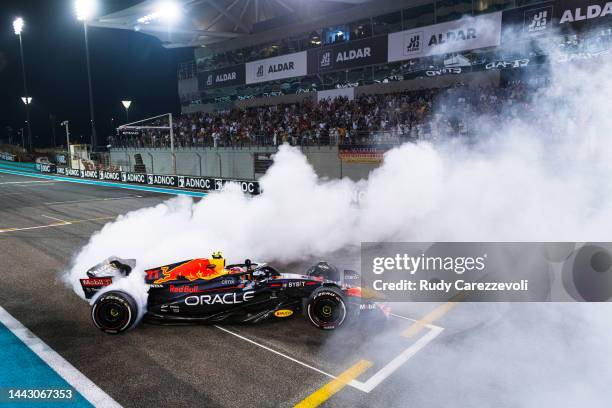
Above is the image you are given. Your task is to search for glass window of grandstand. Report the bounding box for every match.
[261,42,281,59]
[402,4,435,29]
[227,49,244,66]
[350,19,372,41]
[324,25,350,44]
[197,55,213,72]
[373,62,402,82]
[516,0,551,6]
[322,71,345,88]
[435,0,473,23]
[305,31,323,48]
[285,36,302,53]
[347,67,372,86]
[474,0,513,14]
[373,11,402,35]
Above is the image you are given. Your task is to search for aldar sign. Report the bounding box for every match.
[388,12,502,62]
[558,0,612,28]
[309,36,388,73]
[198,64,245,90]
[245,51,308,84]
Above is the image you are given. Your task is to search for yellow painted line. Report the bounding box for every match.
[0,216,115,233]
[294,360,373,408]
[402,301,457,338]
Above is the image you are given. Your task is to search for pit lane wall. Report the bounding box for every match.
[109,146,377,181]
[36,164,260,195]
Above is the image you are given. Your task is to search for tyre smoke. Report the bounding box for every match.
[62,27,612,405]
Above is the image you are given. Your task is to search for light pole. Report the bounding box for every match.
[13,18,33,152]
[121,100,132,123]
[61,121,71,168]
[75,0,97,151]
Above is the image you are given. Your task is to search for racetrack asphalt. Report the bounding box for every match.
[2,170,612,408]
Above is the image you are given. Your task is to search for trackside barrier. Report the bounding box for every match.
[48,166,261,195]
[0,160,39,173]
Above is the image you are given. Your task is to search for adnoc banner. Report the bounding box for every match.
[388,12,502,62]
[198,64,245,90]
[245,51,308,84]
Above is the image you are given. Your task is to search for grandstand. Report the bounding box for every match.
[91,0,610,179]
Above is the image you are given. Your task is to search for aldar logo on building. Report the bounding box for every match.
[320,51,331,68]
[335,47,371,62]
[206,74,213,86]
[256,64,264,78]
[560,2,612,24]
[525,6,553,33]
[403,32,422,56]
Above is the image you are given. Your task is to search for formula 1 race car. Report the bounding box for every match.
[80,253,385,334]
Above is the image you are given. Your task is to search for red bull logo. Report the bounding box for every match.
[154,258,225,284]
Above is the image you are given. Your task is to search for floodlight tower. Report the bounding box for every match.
[75,0,98,151]
[121,100,132,123]
[13,18,33,152]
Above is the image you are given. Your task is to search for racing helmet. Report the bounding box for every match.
[210,251,225,269]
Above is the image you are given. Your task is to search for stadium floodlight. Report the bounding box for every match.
[14,18,33,151]
[121,100,132,122]
[21,97,32,105]
[157,1,181,22]
[75,0,98,150]
[13,17,24,35]
[75,0,96,21]
[137,1,181,24]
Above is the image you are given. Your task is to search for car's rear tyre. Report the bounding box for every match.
[91,291,138,334]
[305,286,347,330]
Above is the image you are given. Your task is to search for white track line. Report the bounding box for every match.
[215,312,444,393]
[214,325,338,380]
[351,325,444,392]
[0,216,113,233]
[0,223,69,233]
[41,214,71,224]
[0,180,57,185]
[44,196,143,205]
[0,306,122,408]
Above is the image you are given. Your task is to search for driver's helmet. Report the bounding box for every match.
[210,251,225,270]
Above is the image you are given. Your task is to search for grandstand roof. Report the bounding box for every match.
[90,0,376,49]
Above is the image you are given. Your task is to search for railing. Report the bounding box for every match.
[108,130,425,150]
[178,60,198,80]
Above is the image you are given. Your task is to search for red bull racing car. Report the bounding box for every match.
[80,253,385,334]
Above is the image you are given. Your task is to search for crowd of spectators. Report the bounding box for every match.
[110,82,531,149]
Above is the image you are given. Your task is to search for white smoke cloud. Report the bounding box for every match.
[62,26,612,406]
[65,41,612,295]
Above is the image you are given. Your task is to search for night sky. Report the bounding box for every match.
[0,0,193,148]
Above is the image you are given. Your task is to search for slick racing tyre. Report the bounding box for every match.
[305,286,347,330]
[91,291,138,334]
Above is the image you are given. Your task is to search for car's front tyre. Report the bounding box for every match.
[305,286,347,330]
[91,291,138,334]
